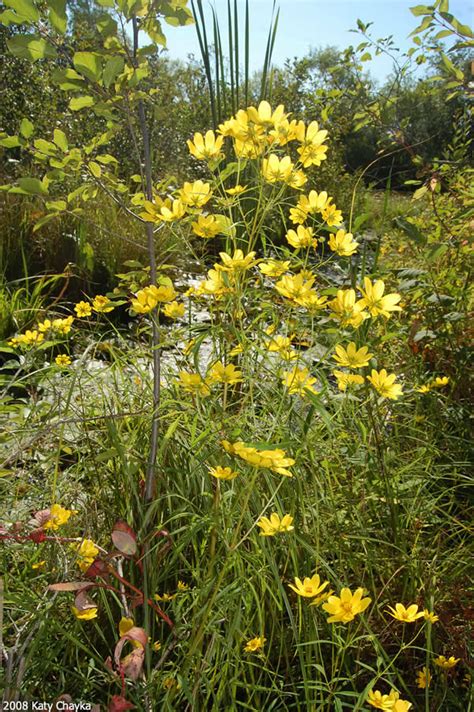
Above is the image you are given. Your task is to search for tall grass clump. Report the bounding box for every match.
[1,97,471,711]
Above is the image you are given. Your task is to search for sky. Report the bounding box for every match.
[161,0,473,82]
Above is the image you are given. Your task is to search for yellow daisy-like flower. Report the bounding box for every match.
[359,277,402,318]
[244,636,266,653]
[177,581,189,591]
[386,602,425,623]
[218,249,256,272]
[223,440,295,478]
[163,301,185,319]
[177,372,210,397]
[55,354,71,367]
[333,342,373,369]
[322,587,371,623]
[131,284,177,314]
[416,667,431,689]
[72,538,99,572]
[328,229,359,256]
[261,154,294,183]
[92,295,114,314]
[423,609,439,623]
[295,120,329,167]
[187,130,224,160]
[74,301,92,318]
[367,369,403,400]
[333,370,365,392]
[431,376,449,388]
[329,289,368,328]
[191,213,232,239]
[266,334,297,361]
[258,259,291,278]
[225,184,247,195]
[289,574,329,599]
[282,366,319,397]
[72,605,98,621]
[393,700,412,712]
[366,689,398,710]
[285,225,317,250]
[207,361,243,385]
[321,202,343,226]
[257,513,294,536]
[44,503,75,530]
[434,655,460,669]
[32,560,46,570]
[179,180,212,208]
[247,100,287,128]
[18,329,44,346]
[208,465,239,480]
[197,268,230,297]
[52,316,74,334]
[141,197,186,223]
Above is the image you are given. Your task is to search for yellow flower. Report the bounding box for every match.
[393,701,412,712]
[72,605,98,621]
[416,667,431,689]
[177,372,210,397]
[261,154,294,183]
[32,560,46,570]
[72,538,99,571]
[328,229,359,256]
[179,180,212,208]
[368,369,403,400]
[187,130,224,160]
[44,503,75,530]
[333,342,373,369]
[434,655,460,669]
[225,184,247,195]
[118,616,135,637]
[423,609,439,623]
[269,117,300,145]
[55,354,71,367]
[208,465,239,480]
[266,335,297,361]
[247,100,287,128]
[7,337,20,347]
[359,277,402,318]
[18,329,44,346]
[282,366,319,397]
[92,295,114,313]
[218,249,256,272]
[287,169,308,189]
[207,361,243,385]
[197,268,230,297]
[296,120,329,167]
[37,319,52,333]
[74,301,92,318]
[321,201,343,227]
[275,271,315,305]
[329,289,368,328]
[177,581,189,591]
[52,316,74,334]
[192,213,232,238]
[163,301,185,319]
[244,636,266,653]
[285,225,317,249]
[322,587,371,623]
[333,370,365,391]
[131,284,177,314]
[431,376,449,388]
[258,259,291,278]
[152,641,162,651]
[141,197,186,222]
[162,677,180,690]
[155,592,177,602]
[416,384,432,393]
[367,689,398,710]
[223,440,295,477]
[289,574,329,599]
[257,513,294,536]
[386,602,425,622]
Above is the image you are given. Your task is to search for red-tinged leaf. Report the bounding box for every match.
[111,520,137,556]
[84,558,108,578]
[48,581,92,592]
[29,529,47,543]
[30,509,50,528]
[130,592,144,609]
[109,695,134,712]
[120,648,145,681]
[114,627,147,681]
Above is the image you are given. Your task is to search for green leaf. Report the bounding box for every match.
[13,177,49,195]
[53,129,68,152]
[413,185,428,200]
[360,52,372,61]
[88,161,102,178]
[7,34,57,61]
[410,5,432,16]
[45,199,67,211]
[0,135,20,148]
[95,153,118,164]
[426,243,448,262]
[394,217,426,245]
[48,0,67,33]
[69,95,95,111]
[102,56,124,88]
[73,52,103,82]
[96,12,117,36]
[34,138,57,155]
[2,0,39,23]
[51,67,85,91]
[19,118,34,138]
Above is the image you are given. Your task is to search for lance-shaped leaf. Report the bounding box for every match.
[48,581,93,592]
[111,520,138,556]
[69,96,95,111]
